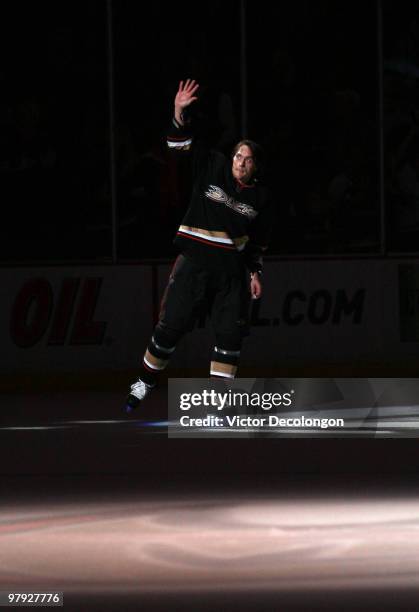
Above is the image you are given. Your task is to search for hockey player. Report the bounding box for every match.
[125,79,274,411]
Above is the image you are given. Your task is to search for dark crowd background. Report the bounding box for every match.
[1,0,418,263]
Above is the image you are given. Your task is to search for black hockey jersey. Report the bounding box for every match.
[167,117,274,276]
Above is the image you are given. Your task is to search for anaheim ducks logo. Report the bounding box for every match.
[205,185,258,219]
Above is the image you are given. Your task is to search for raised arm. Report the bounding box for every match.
[168,78,214,176]
[174,79,199,126]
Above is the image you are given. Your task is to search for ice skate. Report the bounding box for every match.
[124,378,155,413]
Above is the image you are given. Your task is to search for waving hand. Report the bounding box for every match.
[174,79,199,124]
